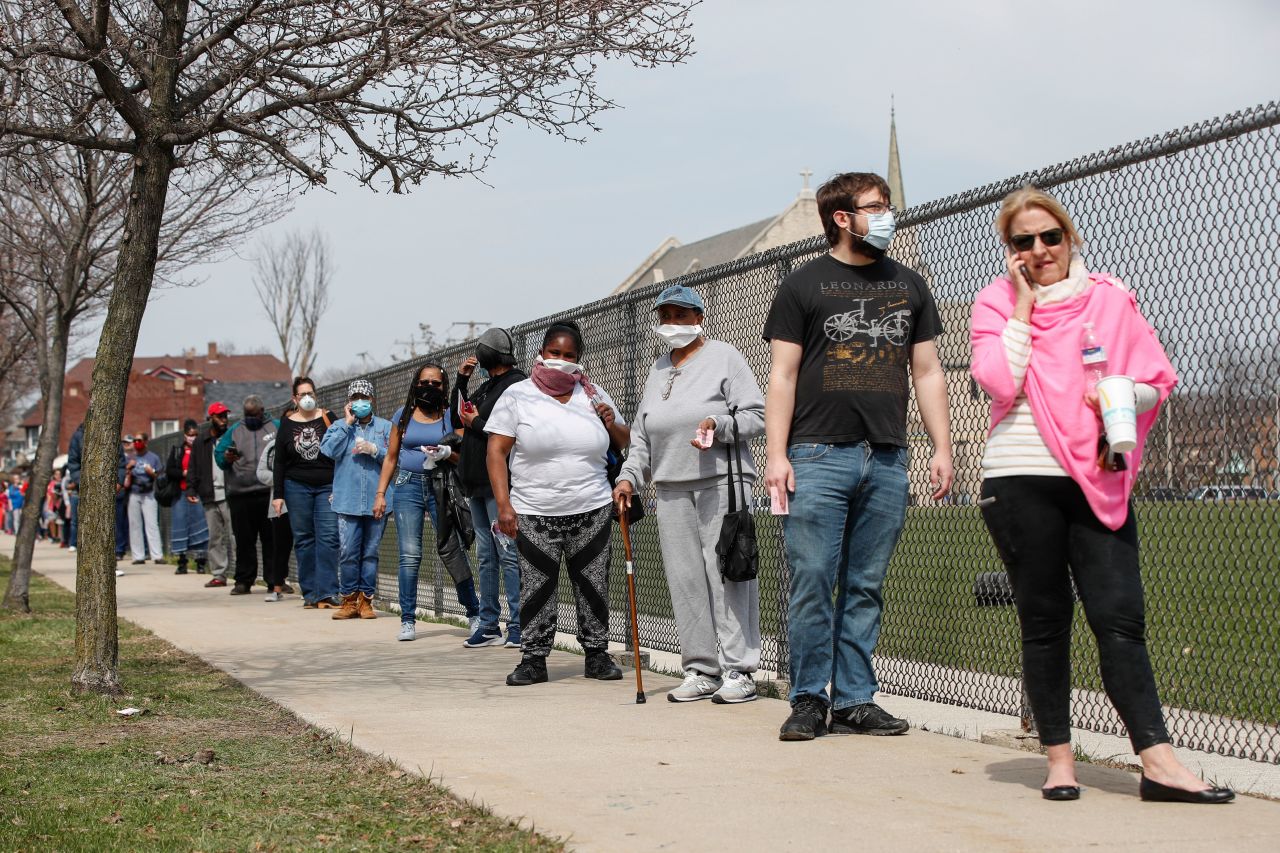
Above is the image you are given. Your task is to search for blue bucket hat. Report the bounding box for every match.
[654,284,705,313]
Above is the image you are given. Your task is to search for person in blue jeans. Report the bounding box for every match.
[374,362,481,642]
[762,171,953,741]
[453,328,527,649]
[323,379,393,621]
[273,377,341,608]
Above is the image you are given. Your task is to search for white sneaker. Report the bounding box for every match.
[399,622,416,642]
[264,591,282,602]
[711,670,757,704]
[69,546,76,552]
[667,670,723,703]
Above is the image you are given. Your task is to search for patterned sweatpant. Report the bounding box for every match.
[516,504,613,658]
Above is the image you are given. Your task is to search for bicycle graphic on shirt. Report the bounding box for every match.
[823,299,911,347]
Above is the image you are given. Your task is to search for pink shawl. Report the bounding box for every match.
[970,274,1178,529]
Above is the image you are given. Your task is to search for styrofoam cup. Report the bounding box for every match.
[1096,375,1137,453]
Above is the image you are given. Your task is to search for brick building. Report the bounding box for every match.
[25,342,292,453]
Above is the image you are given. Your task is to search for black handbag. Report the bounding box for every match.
[715,409,758,583]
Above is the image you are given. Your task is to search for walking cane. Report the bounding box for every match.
[618,508,646,704]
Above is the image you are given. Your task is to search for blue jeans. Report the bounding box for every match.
[470,493,521,632]
[337,513,386,597]
[68,492,78,548]
[783,442,909,710]
[394,471,479,624]
[283,479,340,603]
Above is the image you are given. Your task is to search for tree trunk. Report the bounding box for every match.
[2,314,69,612]
[72,143,174,695]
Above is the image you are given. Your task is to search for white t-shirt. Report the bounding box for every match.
[484,379,625,516]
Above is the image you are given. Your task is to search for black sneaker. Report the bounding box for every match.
[779,696,828,741]
[195,562,207,574]
[506,655,548,686]
[229,583,252,596]
[583,651,622,681]
[829,702,909,736]
[131,559,146,565]
[174,565,188,575]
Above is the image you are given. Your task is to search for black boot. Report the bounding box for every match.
[584,650,622,681]
[195,559,207,574]
[506,654,549,686]
[175,556,189,575]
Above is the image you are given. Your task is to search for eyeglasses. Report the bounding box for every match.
[418,379,444,389]
[1009,228,1065,252]
[849,202,896,216]
[661,368,682,401]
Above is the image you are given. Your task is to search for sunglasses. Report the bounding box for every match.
[418,379,444,388]
[1009,228,1065,252]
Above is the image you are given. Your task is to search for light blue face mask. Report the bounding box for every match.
[350,399,373,419]
[846,210,897,251]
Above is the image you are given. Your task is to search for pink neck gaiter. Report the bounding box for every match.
[530,361,598,399]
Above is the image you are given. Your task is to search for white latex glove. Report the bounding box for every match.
[353,438,377,456]
[426,445,453,464]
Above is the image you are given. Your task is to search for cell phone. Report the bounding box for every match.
[1019,264,1031,283]
[769,486,789,516]
[462,401,476,413]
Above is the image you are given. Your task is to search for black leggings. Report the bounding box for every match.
[979,476,1169,753]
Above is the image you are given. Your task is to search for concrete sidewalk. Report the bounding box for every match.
[22,539,1280,852]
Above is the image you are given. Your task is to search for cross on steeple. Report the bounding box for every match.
[799,167,813,190]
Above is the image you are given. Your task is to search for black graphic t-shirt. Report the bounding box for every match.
[763,253,942,447]
[273,414,336,491]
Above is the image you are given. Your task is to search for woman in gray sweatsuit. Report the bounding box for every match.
[613,284,765,704]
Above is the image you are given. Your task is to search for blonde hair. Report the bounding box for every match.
[994,185,1083,249]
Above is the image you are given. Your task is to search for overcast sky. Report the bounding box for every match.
[116,0,1280,376]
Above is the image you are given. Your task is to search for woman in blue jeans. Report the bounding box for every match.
[374,363,481,642]
[273,376,341,608]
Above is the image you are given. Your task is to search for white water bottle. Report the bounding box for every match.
[1081,321,1108,392]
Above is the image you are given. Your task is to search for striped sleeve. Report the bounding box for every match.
[1001,318,1033,394]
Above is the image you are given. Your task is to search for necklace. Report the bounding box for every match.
[661,367,682,401]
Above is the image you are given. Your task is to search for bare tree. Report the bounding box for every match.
[0,0,695,693]
[253,229,331,378]
[0,260,40,426]
[0,126,290,615]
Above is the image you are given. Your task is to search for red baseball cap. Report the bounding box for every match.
[207,402,230,416]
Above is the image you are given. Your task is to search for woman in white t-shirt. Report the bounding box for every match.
[485,320,631,687]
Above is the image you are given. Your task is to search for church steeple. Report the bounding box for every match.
[887,97,905,211]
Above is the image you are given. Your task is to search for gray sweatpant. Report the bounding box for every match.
[655,481,761,676]
[203,500,232,579]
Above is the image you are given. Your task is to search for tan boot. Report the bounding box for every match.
[357,591,378,620]
[331,592,361,620]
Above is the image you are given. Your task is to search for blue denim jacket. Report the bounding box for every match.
[321,416,393,516]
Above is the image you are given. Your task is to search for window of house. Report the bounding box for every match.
[150,419,180,438]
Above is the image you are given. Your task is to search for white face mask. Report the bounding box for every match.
[653,324,703,349]
[538,357,582,375]
[298,394,317,412]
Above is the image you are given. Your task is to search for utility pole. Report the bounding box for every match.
[448,320,490,343]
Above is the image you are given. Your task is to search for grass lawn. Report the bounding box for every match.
[0,557,562,852]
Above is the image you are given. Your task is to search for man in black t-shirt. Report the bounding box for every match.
[763,172,953,742]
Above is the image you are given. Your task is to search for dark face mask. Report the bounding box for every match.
[414,384,446,411]
[476,344,504,372]
[243,414,264,430]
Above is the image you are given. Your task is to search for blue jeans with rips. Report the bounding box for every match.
[337,513,386,597]
[394,470,479,624]
[783,441,909,711]
[470,492,521,633]
[282,479,340,604]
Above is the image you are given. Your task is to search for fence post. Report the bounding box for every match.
[772,257,792,680]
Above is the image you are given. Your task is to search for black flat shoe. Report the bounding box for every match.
[1139,775,1234,804]
[1042,785,1081,801]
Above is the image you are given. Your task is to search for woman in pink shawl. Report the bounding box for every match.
[970,187,1232,805]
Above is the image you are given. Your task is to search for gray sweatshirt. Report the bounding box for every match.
[618,339,765,492]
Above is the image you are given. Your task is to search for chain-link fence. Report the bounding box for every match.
[153,100,1280,764]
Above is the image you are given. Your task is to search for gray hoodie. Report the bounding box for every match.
[618,339,764,492]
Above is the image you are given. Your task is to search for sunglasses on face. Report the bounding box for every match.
[418,379,444,388]
[1009,228,1065,252]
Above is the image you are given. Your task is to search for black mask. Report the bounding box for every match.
[243,414,264,430]
[476,344,504,372]
[414,384,446,411]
